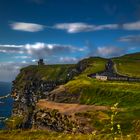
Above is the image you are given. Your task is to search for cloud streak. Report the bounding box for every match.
[0,44,23,53]
[0,42,85,58]
[123,21,140,30]
[10,22,44,32]
[59,56,79,63]
[0,62,28,82]
[53,23,119,33]
[53,21,140,33]
[118,35,140,43]
[9,20,140,33]
[88,46,126,58]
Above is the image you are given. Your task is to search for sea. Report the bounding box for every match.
[0,82,13,129]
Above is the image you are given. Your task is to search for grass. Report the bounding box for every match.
[113,59,140,78]
[21,64,76,81]
[0,130,139,140]
[65,74,140,107]
[64,76,140,133]
[61,56,140,135]
[78,57,107,74]
[113,52,140,78]
[14,64,76,89]
[60,55,140,107]
[5,116,24,130]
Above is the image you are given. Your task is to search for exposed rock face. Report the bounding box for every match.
[10,59,97,130]
[34,109,79,132]
[11,64,80,129]
[46,85,81,103]
[34,108,93,133]
[11,80,59,128]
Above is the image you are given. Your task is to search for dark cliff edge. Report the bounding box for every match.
[6,61,92,131]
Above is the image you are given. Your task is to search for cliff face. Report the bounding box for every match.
[34,108,93,133]
[12,80,58,128]
[10,64,80,129]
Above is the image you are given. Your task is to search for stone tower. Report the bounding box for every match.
[38,59,44,65]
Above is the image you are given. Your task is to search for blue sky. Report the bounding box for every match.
[1,0,140,81]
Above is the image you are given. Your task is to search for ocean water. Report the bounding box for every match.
[0,82,13,129]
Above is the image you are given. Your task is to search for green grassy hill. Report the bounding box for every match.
[77,57,107,74]
[113,52,140,78]
[43,53,140,135]
[46,54,140,107]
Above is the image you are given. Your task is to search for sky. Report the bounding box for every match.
[1,0,140,81]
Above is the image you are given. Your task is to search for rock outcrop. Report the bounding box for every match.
[12,80,58,128]
[10,64,80,129]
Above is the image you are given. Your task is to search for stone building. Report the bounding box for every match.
[38,59,44,65]
[95,75,108,81]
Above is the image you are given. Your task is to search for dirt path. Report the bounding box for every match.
[37,100,110,115]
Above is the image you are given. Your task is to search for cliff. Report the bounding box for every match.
[10,64,80,129]
[7,55,140,134]
[7,57,108,132]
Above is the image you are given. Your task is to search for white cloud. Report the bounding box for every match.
[24,42,85,58]
[21,61,27,64]
[59,57,79,63]
[0,42,85,58]
[123,21,140,30]
[9,20,140,34]
[94,46,126,57]
[10,22,44,32]
[13,56,31,59]
[54,23,119,33]
[32,59,37,62]
[95,24,119,30]
[118,35,140,43]
[54,23,96,33]
[9,20,140,33]
[0,44,23,53]
[0,62,28,82]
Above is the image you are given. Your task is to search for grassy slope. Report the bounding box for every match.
[113,52,140,78]
[14,64,76,89]
[79,57,107,74]
[64,56,140,108]
[64,71,140,133]
[20,64,76,80]
[59,56,140,134]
